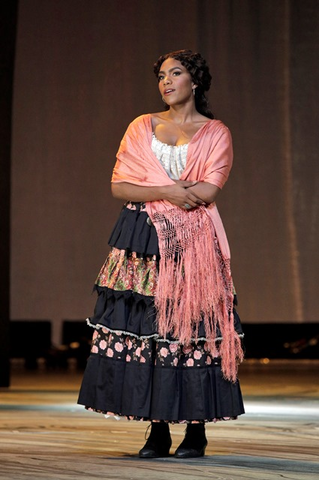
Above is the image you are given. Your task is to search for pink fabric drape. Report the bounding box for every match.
[113,114,233,259]
[112,114,244,381]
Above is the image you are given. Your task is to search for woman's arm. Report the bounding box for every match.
[111,181,205,208]
[186,182,221,205]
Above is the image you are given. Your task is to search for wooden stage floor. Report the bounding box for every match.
[0,359,318,480]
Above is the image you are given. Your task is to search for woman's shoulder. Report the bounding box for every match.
[205,117,229,130]
[123,114,152,135]
[128,111,168,132]
[204,118,231,137]
[195,119,232,150]
[129,113,151,126]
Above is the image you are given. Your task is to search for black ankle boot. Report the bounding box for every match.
[139,422,172,458]
[174,423,207,458]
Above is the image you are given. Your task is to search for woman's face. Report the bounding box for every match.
[157,57,196,106]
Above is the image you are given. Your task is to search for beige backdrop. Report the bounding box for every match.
[11,0,319,344]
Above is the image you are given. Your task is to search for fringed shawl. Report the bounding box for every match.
[112,114,243,381]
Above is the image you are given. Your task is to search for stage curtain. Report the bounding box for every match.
[11,0,319,343]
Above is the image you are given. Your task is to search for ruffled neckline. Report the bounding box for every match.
[152,133,189,148]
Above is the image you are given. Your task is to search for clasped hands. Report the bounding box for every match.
[164,180,206,210]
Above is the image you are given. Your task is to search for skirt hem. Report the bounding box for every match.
[82,405,242,424]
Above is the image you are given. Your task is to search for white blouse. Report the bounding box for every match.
[151,134,188,180]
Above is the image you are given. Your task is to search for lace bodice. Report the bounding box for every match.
[151,134,188,180]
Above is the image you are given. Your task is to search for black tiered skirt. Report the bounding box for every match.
[78,203,245,423]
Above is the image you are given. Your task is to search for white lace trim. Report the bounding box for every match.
[86,318,244,343]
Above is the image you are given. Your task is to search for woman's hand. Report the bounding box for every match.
[111,181,216,210]
[112,180,200,206]
[162,181,205,209]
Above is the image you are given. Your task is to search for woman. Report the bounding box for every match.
[78,49,244,459]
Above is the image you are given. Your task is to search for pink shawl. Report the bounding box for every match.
[112,114,243,381]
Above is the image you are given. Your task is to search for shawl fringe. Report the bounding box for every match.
[149,205,243,382]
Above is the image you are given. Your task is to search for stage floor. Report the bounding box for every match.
[0,360,318,480]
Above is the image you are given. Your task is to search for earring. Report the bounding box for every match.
[192,88,196,96]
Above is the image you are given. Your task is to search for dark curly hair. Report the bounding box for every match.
[153,49,214,119]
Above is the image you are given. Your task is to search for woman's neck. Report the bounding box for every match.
[165,104,201,125]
